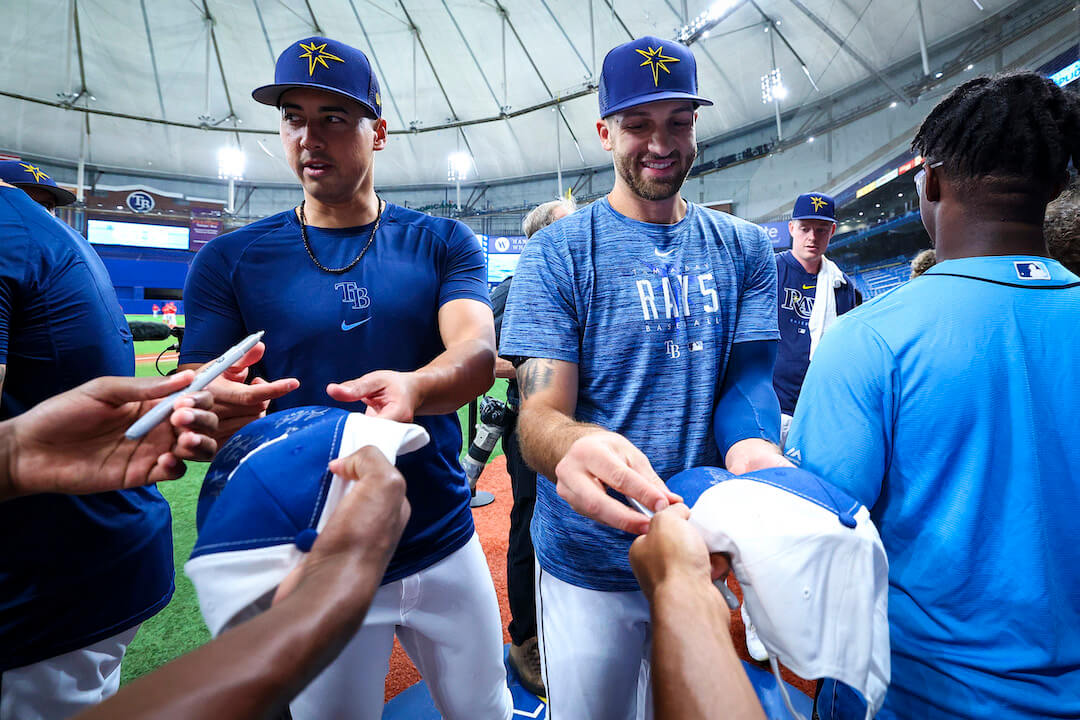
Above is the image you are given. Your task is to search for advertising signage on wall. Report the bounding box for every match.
[88,219,190,251]
[855,155,923,200]
[477,233,528,285]
[190,207,223,251]
[759,221,791,250]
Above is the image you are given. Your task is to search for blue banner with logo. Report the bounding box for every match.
[759,222,790,250]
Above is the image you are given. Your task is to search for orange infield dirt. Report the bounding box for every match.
[383,456,816,703]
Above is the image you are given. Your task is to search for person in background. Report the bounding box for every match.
[772,193,860,449]
[0,160,76,215]
[1044,177,1080,276]
[909,248,937,278]
[490,196,575,696]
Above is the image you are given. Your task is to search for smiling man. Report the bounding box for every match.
[501,36,788,719]
[179,37,509,720]
[772,193,859,449]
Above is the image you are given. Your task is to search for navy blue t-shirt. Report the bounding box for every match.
[0,188,174,671]
[773,251,859,414]
[180,203,489,583]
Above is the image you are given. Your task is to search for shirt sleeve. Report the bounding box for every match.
[734,225,780,343]
[499,226,579,364]
[0,193,37,365]
[179,242,246,364]
[439,222,491,307]
[784,315,898,508]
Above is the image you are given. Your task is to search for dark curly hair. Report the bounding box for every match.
[912,72,1080,202]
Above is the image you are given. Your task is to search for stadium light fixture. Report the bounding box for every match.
[218,146,245,215]
[217,146,245,180]
[675,0,749,45]
[761,68,787,104]
[447,151,473,213]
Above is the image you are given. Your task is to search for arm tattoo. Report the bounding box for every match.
[518,359,557,400]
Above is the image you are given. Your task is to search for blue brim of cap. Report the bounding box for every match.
[252,82,379,118]
[791,214,836,223]
[16,183,76,206]
[602,90,714,118]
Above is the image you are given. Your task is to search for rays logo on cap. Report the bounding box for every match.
[18,163,49,183]
[810,195,827,212]
[598,35,712,118]
[298,41,344,76]
[636,45,680,86]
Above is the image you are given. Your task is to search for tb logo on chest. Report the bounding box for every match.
[335,281,371,310]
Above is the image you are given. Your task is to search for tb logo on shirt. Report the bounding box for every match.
[335,281,373,331]
[335,281,371,310]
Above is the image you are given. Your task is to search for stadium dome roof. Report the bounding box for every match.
[0,0,1024,187]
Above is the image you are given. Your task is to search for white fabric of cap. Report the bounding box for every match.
[689,478,890,716]
[185,413,430,637]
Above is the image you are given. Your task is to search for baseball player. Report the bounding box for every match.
[0,160,76,214]
[0,181,173,719]
[491,197,576,697]
[787,71,1080,718]
[772,192,860,448]
[500,36,789,719]
[179,37,510,720]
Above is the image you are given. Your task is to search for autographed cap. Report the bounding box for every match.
[252,36,383,118]
[0,160,76,206]
[667,465,891,717]
[792,192,837,223]
[185,406,429,636]
[598,36,713,117]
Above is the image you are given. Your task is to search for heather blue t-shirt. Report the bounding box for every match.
[773,251,859,414]
[788,257,1080,718]
[0,188,173,671]
[501,199,778,591]
[181,203,488,583]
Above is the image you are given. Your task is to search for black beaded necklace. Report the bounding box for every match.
[298,195,384,274]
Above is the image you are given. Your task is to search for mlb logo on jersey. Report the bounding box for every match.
[1014,261,1051,280]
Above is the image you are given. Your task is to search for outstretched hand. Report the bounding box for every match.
[629,504,730,604]
[4,372,219,500]
[196,341,299,442]
[554,431,683,535]
[326,371,421,423]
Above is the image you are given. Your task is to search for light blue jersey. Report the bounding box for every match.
[501,198,778,590]
[788,256,1080,718]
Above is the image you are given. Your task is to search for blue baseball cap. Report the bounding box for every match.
[598,36,713,118]
[792,193,837,223]
[0,160,76,206]
[252,36,382,118]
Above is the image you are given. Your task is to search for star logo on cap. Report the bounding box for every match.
[18,163,49,183]
[298,41,344,77]
[635,45,680,87]
[810,196,828,211]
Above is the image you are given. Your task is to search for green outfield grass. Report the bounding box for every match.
[122,315,510,683]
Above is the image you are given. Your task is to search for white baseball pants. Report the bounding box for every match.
[536,565,655,720]
[0,625,139,720]
[290,533,513,720]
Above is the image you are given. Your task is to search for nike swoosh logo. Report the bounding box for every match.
[802,284,816,290]
[341,318,371,331]
[654,248,676,258]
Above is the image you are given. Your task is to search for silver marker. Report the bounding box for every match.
[628,495,741,610]
[125,330,265,440]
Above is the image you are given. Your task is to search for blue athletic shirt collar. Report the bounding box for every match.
[924,255,1077,285]
[599,196,697,236]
